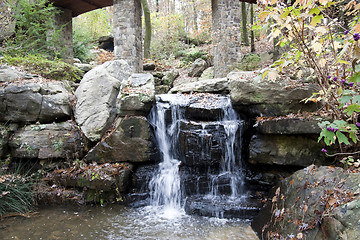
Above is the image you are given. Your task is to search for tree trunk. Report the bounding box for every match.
[250,4,255,52]
[241,2,249,46]
[141,0,152,59]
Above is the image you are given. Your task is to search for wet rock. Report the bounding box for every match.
[179,120,242,167]
[9,121,84,160]
[257,118,321,135]
[184,195,262,219]
[229,71,321,116]
[157,93,232,121]
[249,135,326,167]
[252,166,360,239]
[74,60,131,141]
[170,78,228,94]
[128,164,158,207]
[116,73,155,117]
[0,81,72,123]
[85,116,156,163]
[188,58,208,77]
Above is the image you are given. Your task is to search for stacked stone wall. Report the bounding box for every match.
[113,0,143,73]
[212,0,242,78]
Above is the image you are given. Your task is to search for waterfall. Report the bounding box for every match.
[148,95,186,216]
[148,94,249,219]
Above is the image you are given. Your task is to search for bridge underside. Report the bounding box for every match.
[52,0,254,76]
[50,0,113,17]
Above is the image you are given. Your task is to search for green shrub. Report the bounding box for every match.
[236,54,262,71]
[0,171,33,216]
[178,49,208,67]
[0,54,82,81]
[2,0,62,59]
[72,8,112,63]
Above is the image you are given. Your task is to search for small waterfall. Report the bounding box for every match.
[148,94,255,219]
[148,95,186,216]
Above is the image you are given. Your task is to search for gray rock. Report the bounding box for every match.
[9,121,84,160]
[252,166,360,239]
[229,71,321,116]
[249,135,327,167]
[257,118,321,135]
[0,81,71,123]
[116,73,155,116]
[170,78,228,94]
[74,60,131,142]
[0,124,9,158]
[85,116,155,163]
[199,67,214,80]
[162,70,179,87]
[188,58,208,77]
[155,85,170,94]
[0,65,24,82]
[74,63,93,73]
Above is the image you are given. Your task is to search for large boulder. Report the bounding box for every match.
[252,166,360,239]
[229,71,320,116]
[0,81,72,123]
[74,60,131,142]
[9,121,84,160]
[170,78,229,94]
[116,73,155,117]
[249,135,327,167]
[85,116,156,163]
[188,58,208,77]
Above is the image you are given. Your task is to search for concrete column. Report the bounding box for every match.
[113,0,143,73]
[53,7,73,62]
[212,0,242,78]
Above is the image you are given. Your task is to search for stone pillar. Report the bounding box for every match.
[53,7,73,62]
[212,0,242,78]
[113,0,143,73]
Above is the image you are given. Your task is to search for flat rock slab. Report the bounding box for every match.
[170,78,228,94]
[52,162,133,193]
[229,71,320,116]
[0,81,72,123]
[9,121,84,160]
[257,117,321,135]
[249,134,327,167]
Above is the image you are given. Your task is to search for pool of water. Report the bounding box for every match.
[0,205,259,240]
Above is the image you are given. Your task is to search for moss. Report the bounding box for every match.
[0,54,83,81]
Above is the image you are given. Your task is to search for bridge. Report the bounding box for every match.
[50,0,257,77]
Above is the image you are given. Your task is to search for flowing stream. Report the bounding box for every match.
[0,205,259,240]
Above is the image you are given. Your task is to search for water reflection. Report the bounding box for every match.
[0,205,259,240]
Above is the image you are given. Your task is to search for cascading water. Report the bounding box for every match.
[148,93,259,219]
[208,97,244,200]
[148,95,186,216]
